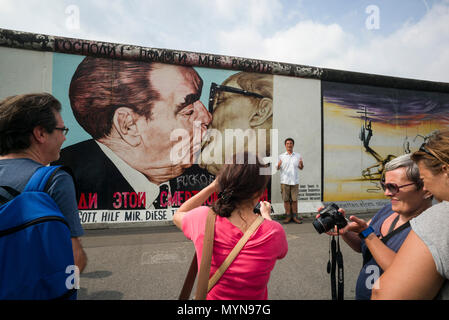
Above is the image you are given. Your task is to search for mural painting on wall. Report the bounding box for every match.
[52,54,273,224]
[322,81,449,206]
[200,71,273,202]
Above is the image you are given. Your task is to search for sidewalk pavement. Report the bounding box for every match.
[78,214,374,300]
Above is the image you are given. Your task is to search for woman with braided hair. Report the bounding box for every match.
[173,152,288,300]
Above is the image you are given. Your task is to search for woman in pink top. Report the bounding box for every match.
[173,153,288,300]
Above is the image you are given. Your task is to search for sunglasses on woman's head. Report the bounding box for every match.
[380,181,415,194]
[419,143,449,167]
[419,143,437,159]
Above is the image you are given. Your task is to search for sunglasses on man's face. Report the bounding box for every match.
[208,82,266,114]
[380,181,415,194]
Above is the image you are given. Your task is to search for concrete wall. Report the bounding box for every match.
[0,47,52,97]
[1,29,449,228]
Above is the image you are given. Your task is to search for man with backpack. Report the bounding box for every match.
[0,93,87,299]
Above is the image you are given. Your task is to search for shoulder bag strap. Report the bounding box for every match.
[194,209,216,300]
[179,209,216,300]
[207,215,264,292]
[382,214,400,238]
[381,220,410,244]
[362,218,411,266]
[179,212,264,300]
[179,252,198,300]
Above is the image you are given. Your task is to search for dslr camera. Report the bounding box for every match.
[253,202,274,214]
[312,203,347,234]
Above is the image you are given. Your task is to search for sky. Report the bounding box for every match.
[1,0,449,83]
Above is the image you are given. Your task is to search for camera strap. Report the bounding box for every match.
[327,231,344,300]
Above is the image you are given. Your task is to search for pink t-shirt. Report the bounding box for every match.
[182,206,288,300]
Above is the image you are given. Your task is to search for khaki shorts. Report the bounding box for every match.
[281,184,299,202]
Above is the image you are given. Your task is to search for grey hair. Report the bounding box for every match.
[384,154,423,189]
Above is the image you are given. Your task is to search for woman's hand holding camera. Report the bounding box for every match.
[316,206,369,236]
[259,201,273,221]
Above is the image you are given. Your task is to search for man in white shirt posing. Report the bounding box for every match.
[277,138,304,224]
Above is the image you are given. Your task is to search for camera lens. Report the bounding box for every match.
[312,219,326,234]
[312,215,335,234]
[253,202,274,214]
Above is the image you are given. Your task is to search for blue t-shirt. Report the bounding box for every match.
[355,203,411,300]
[0,158,84,237]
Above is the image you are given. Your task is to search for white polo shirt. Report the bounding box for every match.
[278,152,303,185]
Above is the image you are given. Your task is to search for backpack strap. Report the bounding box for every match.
[0,165,62,204]
[0,186,21,205]
[23,165,65,193]
[0,186,20,197]
[1,166,75,205]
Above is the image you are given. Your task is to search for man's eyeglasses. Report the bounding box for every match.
[54,126,69,136]
[380,181,415,194]
[208,82,267,114]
